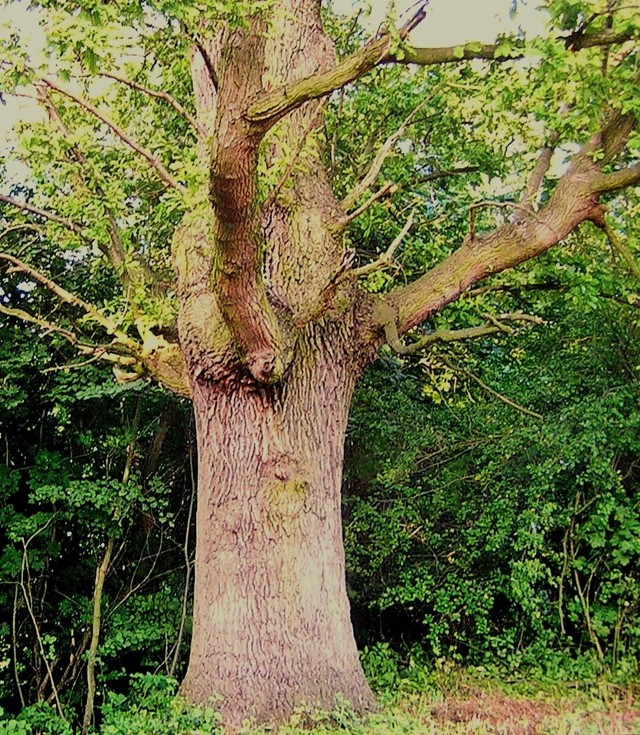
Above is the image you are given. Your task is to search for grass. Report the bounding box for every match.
[3,665,640,734]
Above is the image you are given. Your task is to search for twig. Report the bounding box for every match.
[12,585,25,708]
[348,208,415,279]
[342,93,433,211]
[568,493,605,660]
[0,304,140,370]
[20,520,67,722]
[41,354,105,373]
[0,194,85,237]
[417,166,479,184]
[0,223,44,243]
[82,401,141,734]
[444,358,544,420]
[0,253,135,345]
[36,87,129,270]
[597,218,640,283]
[169,437,196,678]
[382,310,543,355]
[334,181,398,232]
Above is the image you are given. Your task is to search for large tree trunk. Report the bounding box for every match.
[179,324,377,725]
[176,2,377,724]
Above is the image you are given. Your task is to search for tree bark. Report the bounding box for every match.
[179,323,376,725]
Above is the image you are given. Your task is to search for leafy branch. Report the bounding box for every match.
[42,79,186,194]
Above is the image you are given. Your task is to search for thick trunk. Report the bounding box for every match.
[180,325,376,725]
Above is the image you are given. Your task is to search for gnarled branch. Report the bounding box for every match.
[363,108,637,344]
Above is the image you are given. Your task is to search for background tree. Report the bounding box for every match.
[0,0,639,726]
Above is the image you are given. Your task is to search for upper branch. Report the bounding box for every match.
[246,15,636,129]
[101,72,206,137]
[42,79,186,194]
[0,193,86,238]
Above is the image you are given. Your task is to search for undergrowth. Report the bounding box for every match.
[2,653,639,735]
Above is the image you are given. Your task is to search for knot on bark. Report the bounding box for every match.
[587,203,608,229]
[247,349,286,384]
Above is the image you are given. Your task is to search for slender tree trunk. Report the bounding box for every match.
[180,325,376,725]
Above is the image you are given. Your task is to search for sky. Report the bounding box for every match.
[336,0,547,45]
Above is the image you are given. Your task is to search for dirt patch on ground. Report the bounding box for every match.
[430,688,640,734]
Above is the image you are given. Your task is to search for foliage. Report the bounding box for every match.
[0,303,194,720]
[345,271,640,675]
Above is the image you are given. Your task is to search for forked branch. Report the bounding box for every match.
[342,93,432,211]
[379,310,543,355]
[247,4,428,128]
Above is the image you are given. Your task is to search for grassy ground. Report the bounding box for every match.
[245,671,640,735]
[3,667,640,734]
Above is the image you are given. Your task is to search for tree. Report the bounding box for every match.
[0,0,639,725]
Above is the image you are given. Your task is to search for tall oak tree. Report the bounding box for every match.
[1,0,639,725]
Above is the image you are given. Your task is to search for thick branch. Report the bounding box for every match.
[246,5,427,128]
[593,162,640,192]
[42,79,185,193]
[515,129,562,221]
[207,21,290,383]
[368,109,637,339]
[399,29,636,65]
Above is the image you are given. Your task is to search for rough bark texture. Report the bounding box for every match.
[176,1,376,724]
[180,323,376,725]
